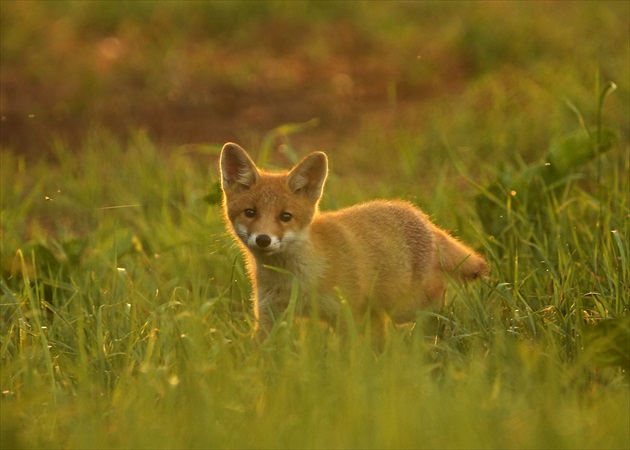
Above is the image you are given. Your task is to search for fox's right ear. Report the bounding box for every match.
[287,151,328,201]
[220,143,260,192]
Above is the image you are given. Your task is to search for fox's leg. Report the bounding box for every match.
[367,310,390,351]
[253,313,274,343]
[421,271,447,304]
[250,289,294,342]
[252,292,289,343]
[390,272,446,324]
[328,304,388,350]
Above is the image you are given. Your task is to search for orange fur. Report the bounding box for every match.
[220,143,489,341]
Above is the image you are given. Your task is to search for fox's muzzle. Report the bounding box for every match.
[255,234,272,248]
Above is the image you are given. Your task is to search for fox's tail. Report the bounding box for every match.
[432,227,489,280]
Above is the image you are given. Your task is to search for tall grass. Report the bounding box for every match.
[1,115,628,448]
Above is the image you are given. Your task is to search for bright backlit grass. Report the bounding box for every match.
[1,123,628,448]
[1,2,629,448]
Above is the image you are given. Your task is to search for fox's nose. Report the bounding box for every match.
[255,234,272,248]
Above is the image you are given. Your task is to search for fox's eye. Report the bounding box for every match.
[244,208,256,218]
[279,212,293,222]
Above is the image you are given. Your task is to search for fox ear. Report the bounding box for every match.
[287,152,328,201]
[220,143,260,192]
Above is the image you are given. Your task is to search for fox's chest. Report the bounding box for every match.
[251,250,320,288]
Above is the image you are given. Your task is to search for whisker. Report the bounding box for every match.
[95,204,143,210]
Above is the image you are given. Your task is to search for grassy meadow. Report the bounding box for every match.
[1,1,629,448]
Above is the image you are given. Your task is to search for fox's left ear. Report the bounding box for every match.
[220,143,260,193]
[287,152,328,201]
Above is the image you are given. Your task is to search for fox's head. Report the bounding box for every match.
[220,143,328,256]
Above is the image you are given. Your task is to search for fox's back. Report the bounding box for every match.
[310,200,436,304]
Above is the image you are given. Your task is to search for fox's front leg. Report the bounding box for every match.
[252,291,288,343]
[253,309,274,343]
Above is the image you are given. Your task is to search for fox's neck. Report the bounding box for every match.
[249,237,315,286]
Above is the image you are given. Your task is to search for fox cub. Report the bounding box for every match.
[220,143,488,341]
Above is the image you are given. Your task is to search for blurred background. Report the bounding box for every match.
[1,0,628,166]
